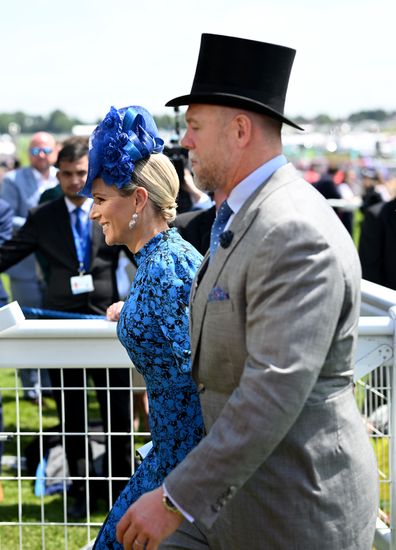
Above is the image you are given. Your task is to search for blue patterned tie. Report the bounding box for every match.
[74,207,84,239]
[73,207,91,272]
[210,200,233,259]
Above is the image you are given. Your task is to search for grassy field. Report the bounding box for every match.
[0,274,11,301]
[0,367,107,549]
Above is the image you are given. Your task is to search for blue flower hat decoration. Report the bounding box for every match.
[80,105,164,197]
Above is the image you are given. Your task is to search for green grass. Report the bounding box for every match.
[0,368,106,549]
[0,274,12,302]
[372,437,390,517]
[352,209,364,249]
[0,366,149,549]
[0,478,104,550]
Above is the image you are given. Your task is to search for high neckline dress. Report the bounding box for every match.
[93,228,204,549]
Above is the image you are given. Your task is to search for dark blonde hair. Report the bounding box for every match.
[119,153,179,222]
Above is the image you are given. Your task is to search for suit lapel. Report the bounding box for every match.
[54,199,78,263]
[189,204,259,368]
[190,163,299,367]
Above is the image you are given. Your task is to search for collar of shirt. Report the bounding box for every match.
[32,166,59,194]
[226,154,287,227]
[64,196,93,225]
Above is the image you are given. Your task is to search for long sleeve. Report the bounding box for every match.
[0,212,38,273]
[0,201,13,244]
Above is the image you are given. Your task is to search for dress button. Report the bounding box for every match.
[197,383,206,393]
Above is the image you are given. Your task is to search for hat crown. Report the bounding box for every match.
[166,33,302,131]
[192,34,295,113]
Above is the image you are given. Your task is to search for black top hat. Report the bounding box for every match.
[166,33,303,131]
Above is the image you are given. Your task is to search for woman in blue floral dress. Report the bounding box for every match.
[81,105,205,548]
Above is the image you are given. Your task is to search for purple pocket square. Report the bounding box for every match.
[208,287,230,301]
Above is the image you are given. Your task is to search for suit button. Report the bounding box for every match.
[197,383,206,393]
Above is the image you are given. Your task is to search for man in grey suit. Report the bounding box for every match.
[116,34,379,550]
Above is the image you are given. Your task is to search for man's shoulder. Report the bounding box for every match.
[3,166,33,183]
[376,197,396,217]
[29,196,65,219]
[361,198,395,223]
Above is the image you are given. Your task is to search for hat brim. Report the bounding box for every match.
[166,92,304,131]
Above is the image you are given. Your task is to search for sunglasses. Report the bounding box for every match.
[30,147,54,156]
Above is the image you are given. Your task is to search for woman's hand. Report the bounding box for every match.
[106,301,125,321]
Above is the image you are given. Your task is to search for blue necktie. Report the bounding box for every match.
[74,207,84,239]
[210,200,233,259]
[73,207,91,272]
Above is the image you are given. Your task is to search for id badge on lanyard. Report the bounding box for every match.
[70,214,94,295]
[70,272,95,295]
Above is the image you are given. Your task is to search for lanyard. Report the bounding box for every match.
[71,210,91,275]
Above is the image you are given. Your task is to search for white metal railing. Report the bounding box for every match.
[1,282,396,549]
[355,280,396,549]
[0,302,147,549]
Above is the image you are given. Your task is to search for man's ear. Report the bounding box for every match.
[135,186,149,213]
[233,114,252,147]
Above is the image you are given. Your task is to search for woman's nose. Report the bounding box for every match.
[89,204,97,220]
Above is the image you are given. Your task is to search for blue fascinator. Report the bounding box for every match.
[80,105,164,197]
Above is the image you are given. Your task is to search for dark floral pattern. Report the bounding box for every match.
[93,228,204,549]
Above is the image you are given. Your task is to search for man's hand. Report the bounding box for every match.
[116,487,184,550]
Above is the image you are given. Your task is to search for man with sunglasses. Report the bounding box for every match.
[0,131,58,402]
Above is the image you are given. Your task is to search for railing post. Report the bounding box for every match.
[389,306,396,549]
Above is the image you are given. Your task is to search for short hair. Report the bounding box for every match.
[119,153,179,222]
[56,136,89,167]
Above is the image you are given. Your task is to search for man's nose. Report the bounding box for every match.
[180,130,192,149]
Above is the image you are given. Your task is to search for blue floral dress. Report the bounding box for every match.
[93,228,204,549]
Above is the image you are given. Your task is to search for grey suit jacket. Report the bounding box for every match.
[165,164,378,549]
[0,166,55,298]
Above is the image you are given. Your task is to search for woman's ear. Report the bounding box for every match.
[134,186,149,213]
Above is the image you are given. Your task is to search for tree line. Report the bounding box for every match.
[0,110,180,135]
[0,109,395,135]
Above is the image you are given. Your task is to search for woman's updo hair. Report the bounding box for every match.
[119,153,179,222]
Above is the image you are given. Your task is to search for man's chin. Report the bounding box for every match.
[194,177,213,194]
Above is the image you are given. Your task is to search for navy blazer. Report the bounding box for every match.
[0,197,133,314]
[173,205,215,256]
[359,197,396,290]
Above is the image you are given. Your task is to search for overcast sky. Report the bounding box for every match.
[3,0,395,123]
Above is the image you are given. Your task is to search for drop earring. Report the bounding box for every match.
[128,212,138,230]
